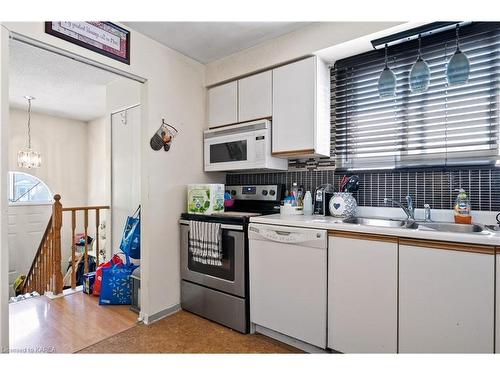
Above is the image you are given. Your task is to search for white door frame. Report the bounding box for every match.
[0,27,148,350]
[0,25,10,353]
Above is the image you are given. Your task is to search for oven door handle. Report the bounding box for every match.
[179,219,243,231]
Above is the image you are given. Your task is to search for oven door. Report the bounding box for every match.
[180,221,246,298]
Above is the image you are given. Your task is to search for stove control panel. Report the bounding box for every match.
[226,185,281,201]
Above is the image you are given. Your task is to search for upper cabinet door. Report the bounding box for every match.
[272,57,315,155]
[272,56,330,158]
[207,81,238,128]
[238,71,272,123]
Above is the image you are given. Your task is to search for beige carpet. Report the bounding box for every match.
[78,310,303,354]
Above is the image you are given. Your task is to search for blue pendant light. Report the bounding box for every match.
[409,34,430,93]
[378,44,397,98]
[447,24,470,85]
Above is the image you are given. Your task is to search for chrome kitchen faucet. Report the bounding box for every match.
[384,195,415,220]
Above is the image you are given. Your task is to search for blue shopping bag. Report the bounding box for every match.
[120,206,141,259]
[99,255,138,305]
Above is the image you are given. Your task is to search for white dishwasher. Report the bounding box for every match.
[248,223,327,348]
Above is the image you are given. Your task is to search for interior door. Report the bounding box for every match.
[111,105,141,257]
[7,205,51,296]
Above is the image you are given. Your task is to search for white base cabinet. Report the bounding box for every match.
[328,233,398,353]
[399,241,495,353]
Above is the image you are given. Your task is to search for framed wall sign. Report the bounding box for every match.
[45,22,130,64]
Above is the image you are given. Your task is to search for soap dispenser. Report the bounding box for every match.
[454,188,472,224]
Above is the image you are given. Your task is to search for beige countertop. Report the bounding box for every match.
[249,214,500,246]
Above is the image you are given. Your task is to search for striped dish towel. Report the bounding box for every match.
[188,221,222,266]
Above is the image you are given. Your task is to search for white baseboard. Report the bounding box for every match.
[142,303,181,325]
[254,324,329,354]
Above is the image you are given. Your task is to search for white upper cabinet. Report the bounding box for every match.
[238,71,272,123]
[272,56,330,158]
[207,81,238,128]
[399,241,495,353]
[328,233,398,353]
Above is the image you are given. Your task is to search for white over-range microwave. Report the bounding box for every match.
[203,119,288,172]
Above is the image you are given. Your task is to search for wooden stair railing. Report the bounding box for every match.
[22,194,110,295]
[62,202,110,289]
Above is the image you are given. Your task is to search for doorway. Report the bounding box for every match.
[5,36,144,353]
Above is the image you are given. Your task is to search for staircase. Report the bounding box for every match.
[21,194,110,295]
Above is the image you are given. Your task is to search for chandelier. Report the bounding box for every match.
[17,96,41,169]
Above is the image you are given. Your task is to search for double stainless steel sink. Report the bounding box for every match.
[342,217,490,234]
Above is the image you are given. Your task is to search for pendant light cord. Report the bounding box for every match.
[384,43,388,68]
[27,97,32,149]
[418,34,422,57]
[455,24,461,51]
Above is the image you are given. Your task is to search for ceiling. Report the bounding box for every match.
[123,22,313,63]
[9,40,119,122]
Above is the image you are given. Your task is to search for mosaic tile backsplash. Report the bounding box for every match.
[226,167,500,212]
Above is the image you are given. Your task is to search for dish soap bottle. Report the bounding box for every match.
[454,188,472,224]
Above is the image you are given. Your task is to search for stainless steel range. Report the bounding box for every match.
[179,184,284,333]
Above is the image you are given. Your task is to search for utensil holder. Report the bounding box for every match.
[329,192,357,218]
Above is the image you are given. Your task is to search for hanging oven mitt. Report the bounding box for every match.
[150,121,175,151]
[150,124,166,151]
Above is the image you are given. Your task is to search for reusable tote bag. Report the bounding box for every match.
[92,254,124,296]
[120,206,141,259]
[99,255,138,305]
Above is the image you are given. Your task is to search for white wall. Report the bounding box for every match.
[9,109,92,282]
[205,22,401,86]
[87,115,108,206]
[0,22,225,331]
[9,108,88,205]
[86,114,110,259]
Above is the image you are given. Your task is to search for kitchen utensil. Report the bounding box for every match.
[447,24,470,86]
[378,44,397,98]
[410,34,430,93]
[345,175,360,193]
[339,175,349,192]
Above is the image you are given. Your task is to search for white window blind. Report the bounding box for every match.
[332,22,500,170]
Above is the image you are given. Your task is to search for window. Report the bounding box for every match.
[332,22,500,170]
[8,171,53,205]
